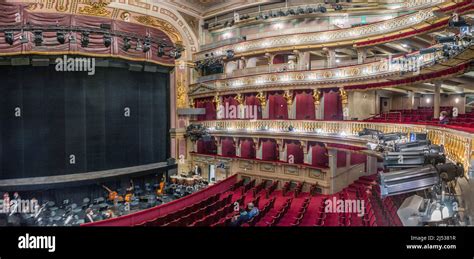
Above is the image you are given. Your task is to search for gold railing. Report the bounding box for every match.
[200,120,473,175]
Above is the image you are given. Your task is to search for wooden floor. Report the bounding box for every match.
[0,162,173,190]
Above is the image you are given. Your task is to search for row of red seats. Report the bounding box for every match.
[137,193,221,226]
[164,194,233,226]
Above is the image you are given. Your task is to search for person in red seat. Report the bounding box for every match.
[439,111,449,125]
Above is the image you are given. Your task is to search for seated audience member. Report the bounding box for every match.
[439,111,449,125]
[247,203,259,219]
[85,208,95,223]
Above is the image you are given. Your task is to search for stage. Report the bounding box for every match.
[0,162,176,191]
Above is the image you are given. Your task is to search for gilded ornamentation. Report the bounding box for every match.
[135,15,182,43]
[78,1,111,17]
[283,90,293,106]
[176,81,186,108]
[212,93,221,108]
[339,88,348,105]
[313,89,321,106]
[256,91,267,107]
[235,93,244,105]
[189,97,195,108]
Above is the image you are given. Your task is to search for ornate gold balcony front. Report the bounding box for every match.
[200,120,474,176]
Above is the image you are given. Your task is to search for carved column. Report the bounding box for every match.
[216,137,222,156]
[234,137,241,157]
[434,81,442,119]
[301,141,309,164]
[277,139,285,162]
[313,89,322,120]
[339,88,349,120]
[328,148,338,194]
[357,48,367,64]
[283,90,294,119]
[235,93,245,119]
[213,92,222,119]
[256,91,268,119]
[254,137,262,160]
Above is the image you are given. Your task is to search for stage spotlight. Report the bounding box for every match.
[288,9,295,15]
[297,7,304,14]
[103,34,112,47]
[169,48,182,59]
[69,34,76,44]
[437,36,457,44]
[278,10,286,16]
[57,31,65,44]
[4,31,14,45]
[81,32,89,47]
[226,49,235,59]
[157,44,165,57]
[143,37,151,52]
[122,37,131,51]
[306,7,314,14]
[419,47,438,54]
[319,6,327,13]
[33,30,43,46]
[136,39,143,51]
[20,32,28,44]
[334,4,343,11]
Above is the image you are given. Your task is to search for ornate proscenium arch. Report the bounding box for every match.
[12,0,199,108]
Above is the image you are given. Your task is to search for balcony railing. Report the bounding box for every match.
[199,119,474,175]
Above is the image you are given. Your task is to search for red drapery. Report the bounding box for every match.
[221,138,236,157]
[268,93,288,119]
[245,94,262,119]
[195,98,216,121]
[337,151,347,168]
[350,153,367,165]
[197,138,217,154]
[323,91,343,120]
[240,139,255,159]
[261,139,277,161]
[286,142,304,164]
[0,3,174,65]
[222,95,239,120]
[311,143,328,167]
[295,92,315,120]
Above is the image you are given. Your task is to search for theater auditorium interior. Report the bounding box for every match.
[0,0,474,232]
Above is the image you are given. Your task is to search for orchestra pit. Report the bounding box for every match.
[1,0,474,230]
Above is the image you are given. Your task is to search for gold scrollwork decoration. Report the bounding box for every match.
[78,1,111,17]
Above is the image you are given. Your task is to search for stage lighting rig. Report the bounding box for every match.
[33,30,43,46]
[103,34,112,47]
[4,31,14,45]
[157,44,165,57]
[81,31,90,47]
[136,39,143,51]
[57,31,66,44]
[143,36,151,52]
[122,37,131,51]
[169,47,182,59]
[226,49,235,59]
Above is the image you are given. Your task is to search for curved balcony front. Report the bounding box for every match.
[193,0,472,61]
[199,119,474,175]
[189,43,474,97]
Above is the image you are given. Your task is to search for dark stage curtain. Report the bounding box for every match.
[0,66,170,179]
